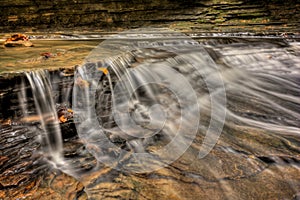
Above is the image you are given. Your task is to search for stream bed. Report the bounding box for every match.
[0,30,300,200]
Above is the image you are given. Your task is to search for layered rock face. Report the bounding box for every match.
[0,0,299,32]
[0,71,90,199]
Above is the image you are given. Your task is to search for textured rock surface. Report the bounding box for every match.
[0,69,74,120]
[0,70,90,199]
[0,0,299,32]
[0,125,88,200]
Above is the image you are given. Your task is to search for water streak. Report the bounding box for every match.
[25,70,63,165]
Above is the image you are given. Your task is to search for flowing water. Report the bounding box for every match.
[1,29,300,199]
[25,70,64,165]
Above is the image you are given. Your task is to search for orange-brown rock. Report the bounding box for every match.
[4,34,33,47]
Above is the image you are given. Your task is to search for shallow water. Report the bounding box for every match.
[1,30,300,199]
[0,39,99,73]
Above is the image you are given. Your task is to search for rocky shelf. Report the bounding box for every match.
[0,69,95,199]
[0,0,299,33]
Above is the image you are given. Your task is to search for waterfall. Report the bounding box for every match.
[25,70,64,165]
[1,28,298,199]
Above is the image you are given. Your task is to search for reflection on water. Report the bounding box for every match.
[1,29,300,199]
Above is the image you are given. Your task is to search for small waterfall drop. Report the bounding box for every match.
[25,70,64,165]
[5,28,298,199]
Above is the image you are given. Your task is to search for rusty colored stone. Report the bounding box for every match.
[4,34,33,47]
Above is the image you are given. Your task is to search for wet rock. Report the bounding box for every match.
[4,34,33,47]
[0,124,88,200]
[0,168,88,200]
[0,69,75,122]
[0,72,87,198]
[60,120,78,140]
[0,125,46,198]
[61,138,98,175]
[57,104,74,124]
[29,170,88,200]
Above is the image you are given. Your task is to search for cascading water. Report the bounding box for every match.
[25,70,64,165]
[73,29,228,173]
[71,29,300,198]
[8,28,299,199]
